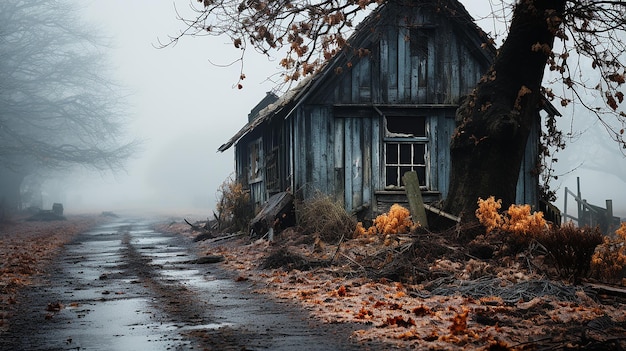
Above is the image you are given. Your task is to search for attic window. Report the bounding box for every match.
[384,116,428,189]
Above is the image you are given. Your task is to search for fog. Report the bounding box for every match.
[52,0,278,216]
[51,1,625,219]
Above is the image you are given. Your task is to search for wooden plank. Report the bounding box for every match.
[410,55,419,102]
[379,31,389,102]
[351,118,363,208]
[371,116,381,200]
[359,57,371,102]
[362,116,372,207]
[397,26,408,102]
[426,28,436,103]
[334,117,345,203]
[250,191,294,237]
[324,108,335,194]
[423,203,461,223]
[403,171,429,228]
[311,108,323,189]
[344,117,354,211]
[387,26,398,102]
[428,113,438,190]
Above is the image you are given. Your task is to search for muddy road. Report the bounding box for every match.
[1,217,369,350]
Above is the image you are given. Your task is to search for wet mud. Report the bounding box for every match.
[0,218,372,350]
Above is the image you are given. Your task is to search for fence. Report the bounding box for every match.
[562,177,621,234]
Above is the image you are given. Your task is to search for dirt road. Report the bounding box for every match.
[0,217,370,350]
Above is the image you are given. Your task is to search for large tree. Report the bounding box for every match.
[0,0,137,212]
[170,0,626,221]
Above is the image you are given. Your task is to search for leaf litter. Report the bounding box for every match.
[166,219,626,350]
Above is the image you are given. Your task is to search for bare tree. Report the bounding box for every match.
[169,0,626,222]
[0,0,138,212]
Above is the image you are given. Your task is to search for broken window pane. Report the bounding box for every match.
[386,116,426,137]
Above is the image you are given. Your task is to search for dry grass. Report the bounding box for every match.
[295,192,356,243]
[215,176,254,232]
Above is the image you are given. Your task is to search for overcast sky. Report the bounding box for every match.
[61,0,278,216]
[60,0,626,218]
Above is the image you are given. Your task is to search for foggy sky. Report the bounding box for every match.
[58,0,626,219]
[60,0,278,216]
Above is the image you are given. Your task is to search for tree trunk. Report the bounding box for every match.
[444,0,566,220]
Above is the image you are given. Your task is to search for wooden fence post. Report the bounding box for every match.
[402,171,428,229]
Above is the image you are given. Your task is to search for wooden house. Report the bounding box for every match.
[218,0,559,218]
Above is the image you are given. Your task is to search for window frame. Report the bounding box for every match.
[382,115,429,190]
[248,137,263,184]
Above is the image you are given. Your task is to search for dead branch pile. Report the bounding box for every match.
[423,275,595,304]
[261,247,328,271]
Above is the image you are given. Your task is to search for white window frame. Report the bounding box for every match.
[383,116,429,189]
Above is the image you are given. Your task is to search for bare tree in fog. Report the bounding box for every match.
[0,0,138,214]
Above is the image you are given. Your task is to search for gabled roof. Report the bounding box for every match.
[217,74,317,152]
[217,0,495,152]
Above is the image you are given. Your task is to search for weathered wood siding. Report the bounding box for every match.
[329,9,488,105]
[515,114,541,205]
[233,2,541,216]
[297,4,491,214]
[234,116,292,210]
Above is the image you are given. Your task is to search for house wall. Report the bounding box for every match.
[233,3,541,218]
[292,107,383,213]
[291,4,496,215]
[234,116,291,210]
[328,7,488,105]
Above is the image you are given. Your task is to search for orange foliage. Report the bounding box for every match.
[355,204,416,236]
[616,222,626,240]
[591,222,626,283]
[502,204,546,236]
[475,196,503,233]
[475,196,546,236]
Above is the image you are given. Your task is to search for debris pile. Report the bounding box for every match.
[169,199,626,350]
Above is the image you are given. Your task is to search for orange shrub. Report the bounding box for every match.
[591,222,626,283]
[475,196,546,237]
[355,204,416,236]
[475,196,503,233]
[502,204,546,236]
[616,222,626,240]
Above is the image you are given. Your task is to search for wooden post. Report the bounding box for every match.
[402,171,428,229]
[577,177,582,227]
[606,199,614,233]
[563,187,568,225]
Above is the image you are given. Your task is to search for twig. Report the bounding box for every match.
[340,252,366,272]
[329,232,346,266]
[206,232,245,243]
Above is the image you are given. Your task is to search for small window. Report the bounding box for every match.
[248,138,263,183]
[384,116,428,189]
[385,143,426,187]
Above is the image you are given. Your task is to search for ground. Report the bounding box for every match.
[163,220,626,350]
[0,213,104,331]
[1,214,625,350]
